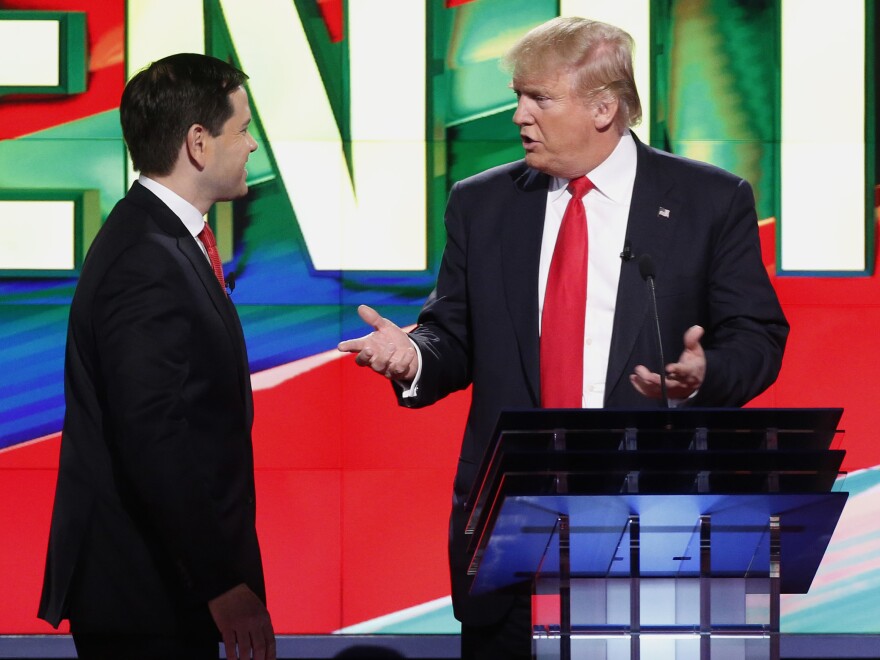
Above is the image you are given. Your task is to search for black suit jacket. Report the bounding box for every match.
[401,135,789,625]
[39,182,265,634]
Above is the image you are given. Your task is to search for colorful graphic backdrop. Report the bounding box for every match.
[1,0,878,638]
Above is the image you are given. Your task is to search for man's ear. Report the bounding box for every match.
[593,96,619,131]
[186,124,208,169]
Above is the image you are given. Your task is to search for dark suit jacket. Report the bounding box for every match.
[401,135,789,626]
[39,182,265,634]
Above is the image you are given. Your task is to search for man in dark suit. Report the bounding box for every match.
[38,53,275,660]
[338,17,788,659]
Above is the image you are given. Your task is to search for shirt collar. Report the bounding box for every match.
[138,175,206,238]
[549,131,637,203]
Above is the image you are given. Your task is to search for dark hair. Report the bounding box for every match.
[120,53,248,176]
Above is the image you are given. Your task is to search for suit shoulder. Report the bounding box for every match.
[97,193,157,236]
[78,197,181,288]
[452,159,535,192]
[82,198,151,260]
[645,144,746,189]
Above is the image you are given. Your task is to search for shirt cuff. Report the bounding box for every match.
[668,388,699,408]
[397,337,423,398]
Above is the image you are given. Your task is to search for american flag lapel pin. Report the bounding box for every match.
[658,207,671,218]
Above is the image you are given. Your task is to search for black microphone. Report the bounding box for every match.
[619,240,634,261]
[638,254,669,408]
[226,272,236,293]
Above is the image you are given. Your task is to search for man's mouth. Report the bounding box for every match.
[521,135,539,150]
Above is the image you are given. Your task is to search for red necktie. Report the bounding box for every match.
[197,223,227,294]
[540,176,593,408]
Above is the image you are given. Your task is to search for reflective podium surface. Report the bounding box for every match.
[464,409,848,660]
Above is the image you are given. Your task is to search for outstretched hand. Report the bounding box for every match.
[630,325,706,401]
[337,305,418,382]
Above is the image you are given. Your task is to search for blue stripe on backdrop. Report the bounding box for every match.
[0,365,63,399]
[0,305,68,448]
[0,155,436,448]
[0,405,66,447]
[0,301,424,449]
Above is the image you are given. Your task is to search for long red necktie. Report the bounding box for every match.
[540,176,593,408]
[197,223,227,294]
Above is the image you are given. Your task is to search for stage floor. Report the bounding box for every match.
[0,634,879,659]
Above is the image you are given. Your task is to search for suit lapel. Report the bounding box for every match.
[175,234,235,321]
[178,231,254,412]
[173,225,253,403]
[605,135,683,399]
[128,183,249,388]
[501,166,550,404]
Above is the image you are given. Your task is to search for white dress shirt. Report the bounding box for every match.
[538,133,637,407]
[403,133,637,404]
[138,175,211,263]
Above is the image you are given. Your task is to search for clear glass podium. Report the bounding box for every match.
[464,409,847,660]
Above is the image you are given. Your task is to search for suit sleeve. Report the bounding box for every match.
[693,178,789,406]
[93,239,243,603]
[400,182,473,407]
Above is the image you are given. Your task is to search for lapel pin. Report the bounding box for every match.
[658,207,671,218]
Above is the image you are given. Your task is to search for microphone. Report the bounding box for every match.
[638,255,669,408]
[226,272,236,293]
[619,240,634,261]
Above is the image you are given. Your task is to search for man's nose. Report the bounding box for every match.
[512,98,532,125]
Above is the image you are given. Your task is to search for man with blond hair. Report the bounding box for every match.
[340,17,787,658]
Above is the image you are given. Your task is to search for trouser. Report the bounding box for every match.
[72,631,218,660]
[460,593,532,660]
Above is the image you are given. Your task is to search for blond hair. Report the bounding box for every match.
[504,16,642,130]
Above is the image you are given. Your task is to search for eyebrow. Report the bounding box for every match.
[511,79,550,94]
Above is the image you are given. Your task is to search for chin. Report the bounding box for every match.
[524,155,557,177]
[524,153,542,169]
[218,187,248,203]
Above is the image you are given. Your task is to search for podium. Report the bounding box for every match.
[463,409,847,660]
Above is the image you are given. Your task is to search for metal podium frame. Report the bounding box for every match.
[463,408,848,660]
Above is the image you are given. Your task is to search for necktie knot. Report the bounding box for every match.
[567,175,594,200]
[198,225,216,249]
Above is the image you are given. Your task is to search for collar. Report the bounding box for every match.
[138,175,206,238]
[549,131,637,203]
